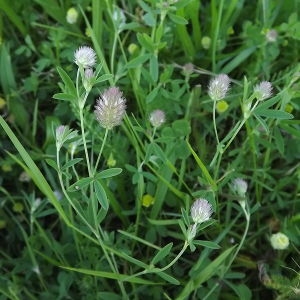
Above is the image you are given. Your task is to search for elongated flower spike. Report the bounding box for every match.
[94,87,127,130]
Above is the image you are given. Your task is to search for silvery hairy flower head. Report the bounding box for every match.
[74,46,96,69]
[94,87,126,130]
[254,81,272,101]
[232,178,248,198]
[190,198,213,224]
[208,74,230,101]
[149,109,166,128]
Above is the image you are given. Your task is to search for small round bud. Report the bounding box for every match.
[216,100,229,113]
[270,232,289,250]
[66,7,78,24]
[201,36,211,49]
[142,194,155,208]
[128,43,139,55]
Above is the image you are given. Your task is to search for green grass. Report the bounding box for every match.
[0,0,299,299]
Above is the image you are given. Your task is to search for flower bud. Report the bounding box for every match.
[66,7,78,24]
[232,178,248,197]
[270,232,289,250]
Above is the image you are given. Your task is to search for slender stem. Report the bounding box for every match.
[110,32,118,79]
[158,241,188,272]
[223,100,260,153]
[79,108,92,176]
[94,128,109,174]
[211,0,224,72]
[213,99,220,144]
[76,68,80,98]
[203,201,250,300]
[98,227,128,298]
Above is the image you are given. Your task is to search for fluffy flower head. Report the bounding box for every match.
[94,87,126,130]
[265,29,278,43]
[270,232,289,250]
[232,178,248,197]
[74,46,96,68]
[208,74,230,101]
[190,198,213,224]
[254,81,272,101]
[149,110,166,128]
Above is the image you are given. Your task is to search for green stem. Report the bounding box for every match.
[79,108,92,176]
[213,99,220,144]
[203,202,250,300]
[211,0,224,72]
[94,128,109,175]
[158,241,188,272]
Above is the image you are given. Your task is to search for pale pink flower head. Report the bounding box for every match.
[149,109,166,128]
[208,74,230,101]
[94,87,127,130]
[254,81,273,101]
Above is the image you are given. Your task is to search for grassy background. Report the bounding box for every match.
[0,0,299,299]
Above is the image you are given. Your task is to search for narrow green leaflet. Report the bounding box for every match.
[68,177,93,192]
[126,54,151,68]
[137,33,155,52]
[61,158,83,171]
[193,240,221,249]
[95,74,113,84]
[94,180,109,210]
[53,93,77,102]
[168,13,188,25]
[56,66,76,95]
[60,266,156,285]
[151,242,173,265]
[156,271,180,285]
[45,159,59,172]
[95,168,122,179]
[254,109,294,120]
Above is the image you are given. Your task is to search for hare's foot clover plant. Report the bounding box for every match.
[0,2,298,299]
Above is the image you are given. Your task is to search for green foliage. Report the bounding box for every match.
[0,0,299,299]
